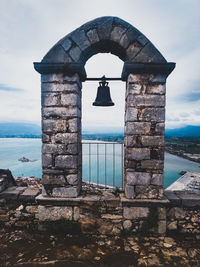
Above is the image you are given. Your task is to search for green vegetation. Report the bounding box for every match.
[165,136,200,163]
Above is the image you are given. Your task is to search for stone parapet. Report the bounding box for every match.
[0,184,199,236]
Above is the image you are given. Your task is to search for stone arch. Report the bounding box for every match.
[41,16,166,67]
[34,16,175,199]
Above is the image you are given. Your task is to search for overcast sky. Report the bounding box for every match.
[0,0,199,130]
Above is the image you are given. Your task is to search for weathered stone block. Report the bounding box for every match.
[124,136,138,147]
[42,134,50,143]
[0,186,26,200]
[70,30,90,51]
[110,26,127,43]
[66,174,79,185]
[127,148,150,160]
[127,83,142,95]
[127,74,144,83]
[127,95,165,107]
[42,44,72,63]
[63,74,81,85]
[120,27,140,49]
[43,169,65,175]
[38,205,72,221]
[167,207,186,219]
[42,174,66,185]
[42,154,53,168]
[73,206,80,221]
[149,74,166,83]
[141,136,164,147]
[125,107,138,122]
[123,207,149,219]
[125,122,151,135]
[42,93,60,106]
[127,171,151,185]
[147,84,166,94]
[68,118,81,133]
[42,144,65,154]
[126,41,143,60]
[19,188,40,202]
[0,169,16,193]
[41,74,63,83]
[86,29,99,44]
[123,220,132,230]
[43,119,67,133]
[157,207,166,220]
[61,38,72,52]
[97,17,113,40]
[52,186,80,198]
[133,42,166,63]
[150,149,165,160]
[119,32,129,49]
[66,144,79,155]
[151,148,164,160]
[69,46,82,62]
[54,133,79,144]
[125,184,135,199]
[139,108,165,122]
[55,155,78,169]
[158,220,166,234]
[155,123,165,135]
[141,160,164,170]
[42,82,80,94]
[137,35,149,46]
[167,221,177,230]
[124,159,136,169]
[151,174,163,186]
[61,93,81,107]
[42,107,81,119]
[135,185,160,199]
[25,205,38,214]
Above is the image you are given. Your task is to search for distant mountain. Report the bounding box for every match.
[165,126,200,137]
[0,122,41,138]
[82,126,124,134]
[0,122,199,138]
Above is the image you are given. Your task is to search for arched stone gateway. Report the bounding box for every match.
[34,16,175,199]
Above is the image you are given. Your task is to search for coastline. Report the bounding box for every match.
[165,148,200,164]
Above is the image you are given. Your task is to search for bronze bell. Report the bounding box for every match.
[93,80,114,106]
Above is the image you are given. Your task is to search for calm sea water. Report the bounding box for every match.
[0,138,199,188]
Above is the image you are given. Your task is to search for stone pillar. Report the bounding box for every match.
[41,73,82,197]
[123,63,175,199]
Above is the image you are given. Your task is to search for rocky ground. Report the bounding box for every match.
[0,228,200,266]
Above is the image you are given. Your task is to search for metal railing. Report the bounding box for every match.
[82,141,124,188]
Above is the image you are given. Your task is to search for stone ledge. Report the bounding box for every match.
[122,62,176,81]
[164,190,200,207]
[33,62,86,81]
[0,186,27,200]
[36,193,120,207]
[120,194,169,206]
[176,191,200,207]
[164,190,181,205]
[19,188,40,202]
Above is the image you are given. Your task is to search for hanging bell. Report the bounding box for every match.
[93,80,114,106]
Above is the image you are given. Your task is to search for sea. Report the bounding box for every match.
[0,138,199,188]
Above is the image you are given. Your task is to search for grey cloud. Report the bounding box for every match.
[0,84,24,92]
[179,80,200,102]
